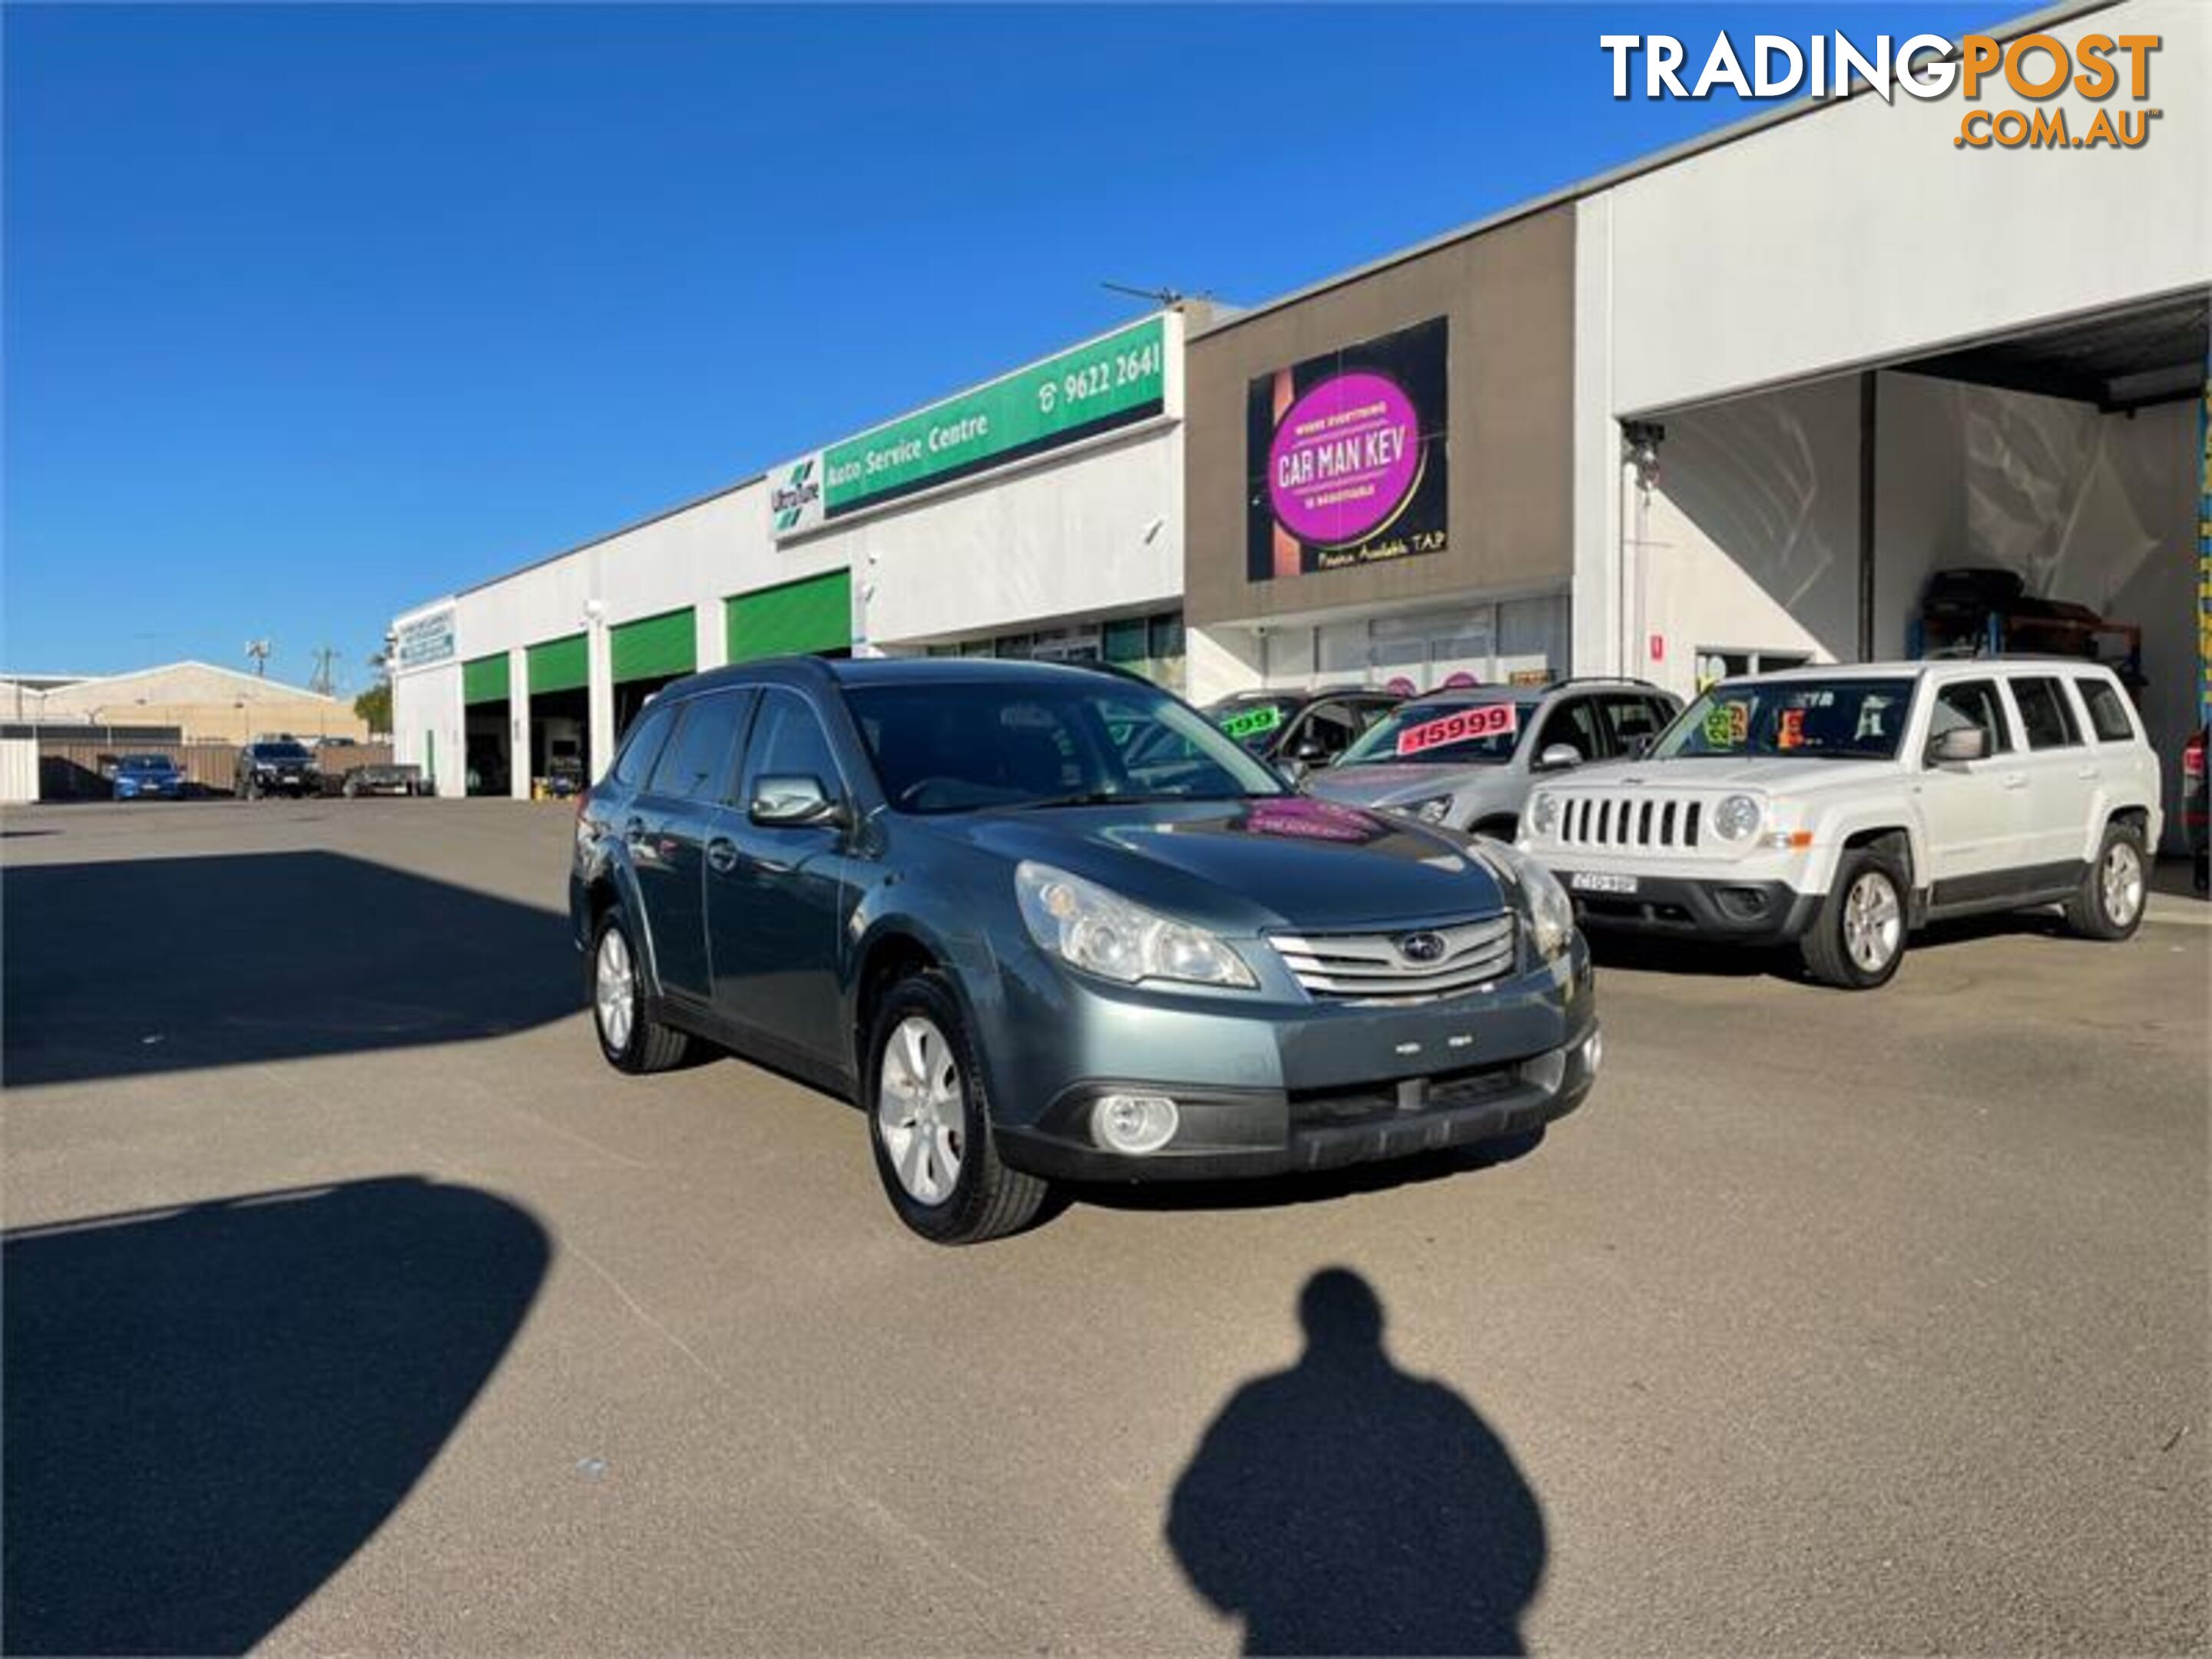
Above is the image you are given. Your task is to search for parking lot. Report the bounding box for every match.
[3,798,2205,1654]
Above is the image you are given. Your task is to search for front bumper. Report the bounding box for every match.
[982,938,1599,1182]
[1558,871,1820,944]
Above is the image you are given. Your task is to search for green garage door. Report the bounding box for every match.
[527,633,588,695]
[462,653,510,704]
[611,608,696,684]
[726,570,851,663]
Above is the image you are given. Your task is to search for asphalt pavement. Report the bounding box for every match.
[3,798,2205,1655]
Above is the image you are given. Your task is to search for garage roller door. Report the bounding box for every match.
[611,609,696,684]
[726,571,851,663]
[462,654,509,705]
[527,634,588,695]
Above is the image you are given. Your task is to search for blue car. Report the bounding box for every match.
[111,753,186,801]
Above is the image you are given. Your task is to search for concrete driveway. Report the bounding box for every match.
[4,799,2204,1654]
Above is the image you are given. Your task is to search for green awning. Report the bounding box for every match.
[611,608,696,684]
[462,653,510,705]
[726,570,851,664]
[527,633,588,695]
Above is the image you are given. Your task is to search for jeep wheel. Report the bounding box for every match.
[866,972,1047,1245]
[591,905,692,1074]
[2065,820,2147,941]
[1801,846,1909,989]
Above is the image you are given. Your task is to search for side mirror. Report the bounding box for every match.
[1625,734,1654,760]
[1288,733,1330,764]
[1929,726,1988,766]
[1535,743,1584,772]
[750,773,846,828]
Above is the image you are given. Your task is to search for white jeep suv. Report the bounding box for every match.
[1517,660,2161,988]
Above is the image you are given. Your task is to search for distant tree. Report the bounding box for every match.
[354,681,392,735]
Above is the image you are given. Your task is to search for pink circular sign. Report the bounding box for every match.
[1267,371,1421,547]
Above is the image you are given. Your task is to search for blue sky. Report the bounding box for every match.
[5,2,2017,689]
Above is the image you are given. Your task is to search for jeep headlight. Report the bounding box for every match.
[1015,863,1257,988]
[1484,842,1575,962]
[1528,790,1559,837]
[1714,793,1763,842]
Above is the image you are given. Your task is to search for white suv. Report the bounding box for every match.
[1516,660,2161,988]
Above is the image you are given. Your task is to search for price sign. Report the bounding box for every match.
[1220,705,1284,742]
[1395,703,1517,757]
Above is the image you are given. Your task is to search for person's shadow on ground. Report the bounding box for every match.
[1165,1268,1546,1657]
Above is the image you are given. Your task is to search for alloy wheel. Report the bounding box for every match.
[1842,870,1902,974]
[877,1015,965,1205]
[2102,839,2144,927]
[595,927,635,1055]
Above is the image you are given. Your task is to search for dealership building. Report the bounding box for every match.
[394,0,2204,841]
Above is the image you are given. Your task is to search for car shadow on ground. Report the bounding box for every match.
[1588,906,2108,984]
[1164,1267,1548,1656]
[1,851,581,1087]
[2,1176,550,1657]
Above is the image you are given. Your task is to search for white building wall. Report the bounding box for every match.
[389,598,464,797]
[1596,0,2206,419]
[837,422,1184,651]
[1632,374,1866,697]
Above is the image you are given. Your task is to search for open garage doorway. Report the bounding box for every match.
[461,654,512,797]
[524,634,590,798]
[1621,290,2206,851]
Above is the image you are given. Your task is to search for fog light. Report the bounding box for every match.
[1519,1048,1567,1093]
[1091,1092,1180,1155]
[1581,1028,1604,1075]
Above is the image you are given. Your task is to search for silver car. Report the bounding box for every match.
[1303,679,1681,836]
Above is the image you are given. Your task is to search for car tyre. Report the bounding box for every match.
[342,776,362,799]
[1800,843,1909,989]
[591,904,692,1075]
[866,972,1047,1245]
[2064,819,2147,941]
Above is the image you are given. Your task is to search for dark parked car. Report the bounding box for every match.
[234,740,318,799]
[110,753,185,801]
[571,658,1601,1243]
[1200,685,1403,771]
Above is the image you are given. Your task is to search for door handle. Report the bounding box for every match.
[623,816,647,846]
[2076,767,2101,781]
[2002,773,2028,790]
[706,836,739,874]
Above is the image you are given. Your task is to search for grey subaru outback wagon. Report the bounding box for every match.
[571,657,1601,1243]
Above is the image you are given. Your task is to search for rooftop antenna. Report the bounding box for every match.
[307,645,341,697]
[1101,280,1212,309]
[245,639,272,677]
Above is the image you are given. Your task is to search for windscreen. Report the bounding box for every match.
[848,678,1288,815]
[1654,679,1913,761]
[256,743,313,760]
[1336,699,1536,767]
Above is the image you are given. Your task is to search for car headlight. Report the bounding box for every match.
[1484,841,1575,961]
[1528,790,1559,837]
[1714,793,1763,842]
[1015,863,1257,989]
[1395,793,1454,826]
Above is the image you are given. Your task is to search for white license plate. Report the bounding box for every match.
[1570,872,1640,896]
